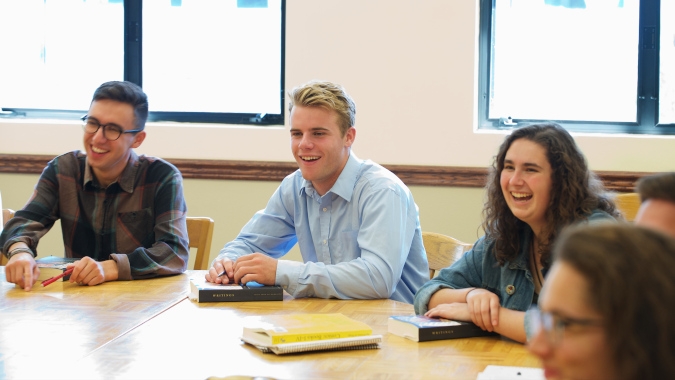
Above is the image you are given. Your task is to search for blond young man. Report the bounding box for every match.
[206,80,428,303]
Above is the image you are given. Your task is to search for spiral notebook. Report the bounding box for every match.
[241,334,383,355]
[476,365,544,380]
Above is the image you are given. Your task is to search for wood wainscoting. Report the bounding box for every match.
[0,154,650,192]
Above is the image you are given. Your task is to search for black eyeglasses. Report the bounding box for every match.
[527,307,603,346]
[81,116,143,141]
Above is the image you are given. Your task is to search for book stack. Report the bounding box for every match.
[188,275,283,302]
[388,315,497,342]
[36,256,78,282]
[241,313,382,355]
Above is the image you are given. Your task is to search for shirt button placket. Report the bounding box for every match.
[319,200,331,261]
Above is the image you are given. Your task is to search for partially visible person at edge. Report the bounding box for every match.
[413,123,620,342]
[205,80,429,304]
[528,223,675,380]
[0,81,189,291]
[634,171,675,237]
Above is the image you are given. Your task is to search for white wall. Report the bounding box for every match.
[1,0,673,172]
[2,1,674,265]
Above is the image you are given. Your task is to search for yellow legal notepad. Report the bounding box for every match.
[241,313,373,346]
[243,335,383,355]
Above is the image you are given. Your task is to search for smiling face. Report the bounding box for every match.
[500,138,553,237]
[528,262,615,380]
[290,105,355,196]
[83,99,146,186]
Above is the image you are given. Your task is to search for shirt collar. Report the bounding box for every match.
[300,151,362,201]
[83,150,139,193]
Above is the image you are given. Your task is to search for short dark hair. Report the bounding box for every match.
[91,81,149,130]
[553,223,675,380]
[483,123,620,268]
[636,172,675,204]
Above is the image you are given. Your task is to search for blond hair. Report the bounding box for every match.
[288,80,356,136]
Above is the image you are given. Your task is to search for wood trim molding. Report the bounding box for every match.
[0,154,651,192]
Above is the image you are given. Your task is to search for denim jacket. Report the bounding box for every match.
[413,209,616,338]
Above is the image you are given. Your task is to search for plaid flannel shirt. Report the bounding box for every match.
[0,150,189,280]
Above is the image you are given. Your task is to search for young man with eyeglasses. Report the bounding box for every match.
[1,81,189,291]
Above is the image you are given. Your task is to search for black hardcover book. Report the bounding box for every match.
[189,276,283,302]
[388,315,497,342]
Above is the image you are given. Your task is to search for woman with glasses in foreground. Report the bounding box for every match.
[414,123,620,342]
[528,223,675,380]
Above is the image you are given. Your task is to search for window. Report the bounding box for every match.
[478,0,675,135]
[0,0,285,125]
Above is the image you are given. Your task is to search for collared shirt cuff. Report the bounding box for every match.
[275,259,304,295]
[109,253,132,280]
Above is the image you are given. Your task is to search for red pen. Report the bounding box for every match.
[41,267,75,287]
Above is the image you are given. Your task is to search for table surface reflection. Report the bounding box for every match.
[0,269,540,380]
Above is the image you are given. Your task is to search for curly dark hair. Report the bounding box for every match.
[482,123,620,268]
[553,223,675,380]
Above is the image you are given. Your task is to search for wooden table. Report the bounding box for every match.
[0,267,190,379]
[0,269,540,379]
[75,271,540,380]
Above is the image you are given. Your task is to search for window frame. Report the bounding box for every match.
[477,0,675,135]
[0,0,286,126]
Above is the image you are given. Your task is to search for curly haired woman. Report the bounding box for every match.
[414,123,620,342]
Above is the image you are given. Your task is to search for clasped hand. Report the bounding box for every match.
[206,253,277,286]
[67,256,109,287]
[425,288,501,332]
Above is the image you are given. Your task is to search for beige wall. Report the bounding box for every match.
[1,0,672,263]
[2,0,674,169]
[0,173,484,267]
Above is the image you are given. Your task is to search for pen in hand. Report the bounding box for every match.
[217,271,255,286]
[42,267,75,287]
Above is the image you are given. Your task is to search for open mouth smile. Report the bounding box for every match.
[511,192,532,201]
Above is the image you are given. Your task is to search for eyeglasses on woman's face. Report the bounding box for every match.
[527,307,603,347]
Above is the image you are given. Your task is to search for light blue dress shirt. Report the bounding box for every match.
[215,152,429,304]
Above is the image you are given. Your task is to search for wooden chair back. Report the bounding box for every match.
[1,209,12,226]
[422,231,473,279]
[1,209,16,266]
[186,216,215,270]
[615,192,641,222]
